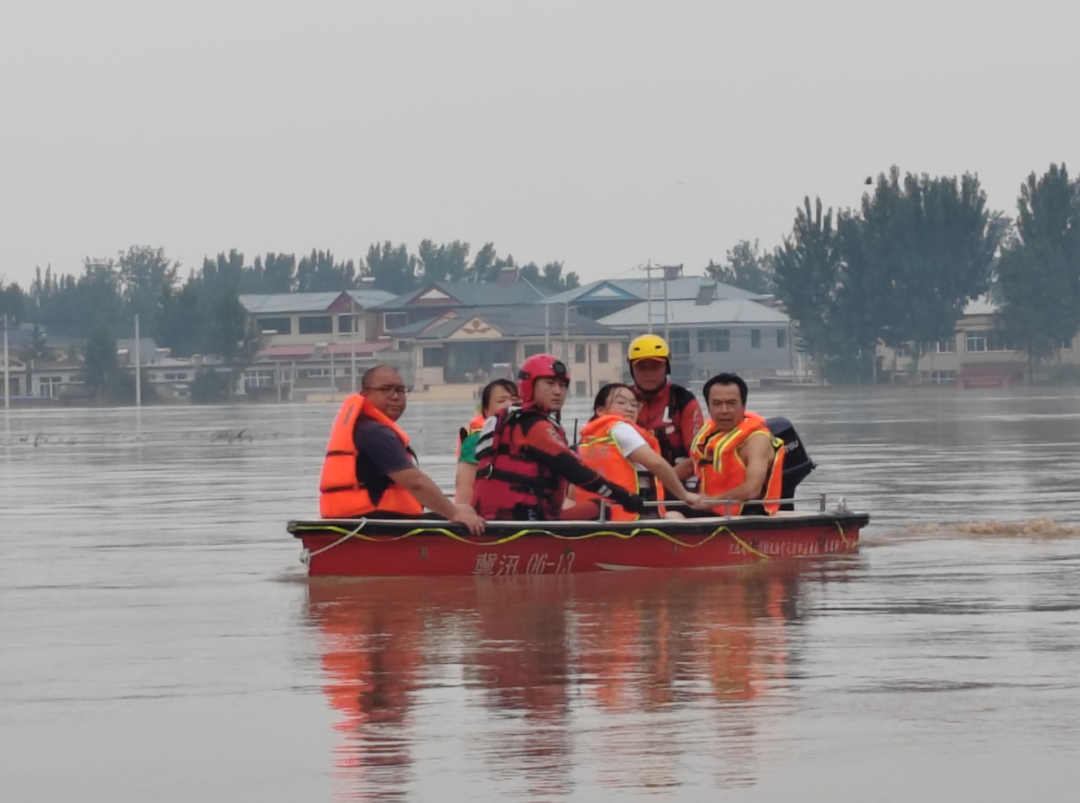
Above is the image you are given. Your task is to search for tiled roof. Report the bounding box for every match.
[409,305,617,340]
[240,289,396,315]
[540,277,766,305]
[598,299,789,328]
[373,281,546,310]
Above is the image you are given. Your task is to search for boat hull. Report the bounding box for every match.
[288,512,869,577]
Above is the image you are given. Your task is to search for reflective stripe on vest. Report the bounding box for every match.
[634,382,696,464]
[576,415,666,521]
[689,411,785,515]
[318,393,423,518]
[472,408,565,520]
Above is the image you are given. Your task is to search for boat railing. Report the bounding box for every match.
[597,493,845,523]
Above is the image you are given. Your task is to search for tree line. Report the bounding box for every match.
[0,239,580,352]
[707,164,1080,383]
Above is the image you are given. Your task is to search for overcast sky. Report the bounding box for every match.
[1,0,1077,289]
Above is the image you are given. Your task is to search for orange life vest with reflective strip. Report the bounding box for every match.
[576,415,666,521]
[319,393,423,518]
[456,413,487,459]
[690,412,784,516]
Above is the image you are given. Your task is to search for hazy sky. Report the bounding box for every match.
[2,0,1077,289]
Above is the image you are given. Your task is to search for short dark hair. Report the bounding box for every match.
[361,364,398,389]
[592,382,632,415]
[481,379,518,413]
[703,373,748,406]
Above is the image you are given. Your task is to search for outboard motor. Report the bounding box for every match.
[765,416,816,511]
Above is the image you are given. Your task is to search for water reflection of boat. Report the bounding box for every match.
[289,504,868,577]
[306,564,836,797]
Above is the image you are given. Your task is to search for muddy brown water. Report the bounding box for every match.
[3,388,1080,801]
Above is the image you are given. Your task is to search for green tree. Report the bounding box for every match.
[190,369,231,404]
[0,280,25,325]
[994,163,1080,381]
[418,240,471,283]
[156,279,203,357]
[773,197,869,382]
[117,246,178,340]
[849,168,1004,378]
[82,325,119,397]
[18,324,55,396]
[706,240,774,294]
[251,253,296,293]
[296,249,357,292]
[364,242,418,294]
[519,260,580,294]
[468,242,498,283]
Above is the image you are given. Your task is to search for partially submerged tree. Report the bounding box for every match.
[772,198,863,382]
[847,167,1004,379]
[994,163,1080,381]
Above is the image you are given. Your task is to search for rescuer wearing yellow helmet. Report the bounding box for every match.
[627,334,704,468]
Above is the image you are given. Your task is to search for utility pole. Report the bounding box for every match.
[645,261,654,334]
[134,314,142,436]
[562,302,569,363]
[544,303,550,355]
[350,296,358,394]
[3,314,9,411]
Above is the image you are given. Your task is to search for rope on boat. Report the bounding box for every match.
[300,519,369,566]
[295,522,775,560]
[834,521,853,547]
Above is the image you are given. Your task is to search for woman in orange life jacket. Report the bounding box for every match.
[685,372,784,517]
[319,364,485,534]
[471,354,644,521]
[454,379,519,504]
[569,383,704,521]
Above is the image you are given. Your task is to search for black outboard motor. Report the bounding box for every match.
[765,416,816,511]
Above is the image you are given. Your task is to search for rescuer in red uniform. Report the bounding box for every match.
[628,334,704,469]
[471,354,644,521]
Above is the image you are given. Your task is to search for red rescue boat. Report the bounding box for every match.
[288,498,869,577]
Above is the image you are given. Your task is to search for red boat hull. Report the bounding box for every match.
[288,512,868,577]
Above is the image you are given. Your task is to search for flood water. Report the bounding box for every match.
[3,388,1080,801]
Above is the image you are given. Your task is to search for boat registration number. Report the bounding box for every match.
[472,551,575,576]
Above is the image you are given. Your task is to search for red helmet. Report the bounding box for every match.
[517,353,569,403]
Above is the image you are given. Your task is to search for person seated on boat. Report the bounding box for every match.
[454,379,520,503]
[678,373,785,517]
[319,365,485,534]
[627,334,704,470]
[472,354,644,521]
[568,383,703,520]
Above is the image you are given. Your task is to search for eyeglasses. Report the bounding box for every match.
[363,385,412,397]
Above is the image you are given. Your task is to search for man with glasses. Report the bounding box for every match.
[319,365,485,534]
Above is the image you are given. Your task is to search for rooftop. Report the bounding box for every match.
[540,276,767,305]
[373,280,546,310]
[405,305,617,340]
[598,298,790,328]
[240,289,397,315]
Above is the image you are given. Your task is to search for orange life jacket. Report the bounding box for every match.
[576,415,666,521]
[319,393,423,518]
[456,413,487,459]
[690,411,784,516]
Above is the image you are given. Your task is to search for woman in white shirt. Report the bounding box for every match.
[569,383,700,520]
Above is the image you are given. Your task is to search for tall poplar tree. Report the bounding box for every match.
[994,163,1080,380]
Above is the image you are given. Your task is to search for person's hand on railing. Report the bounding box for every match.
[680,491,704,510]
[451,504,485,535]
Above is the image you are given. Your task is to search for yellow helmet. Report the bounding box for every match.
[628,334,670,362]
